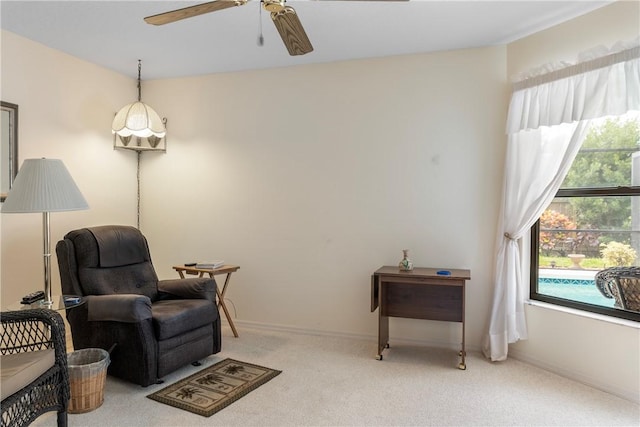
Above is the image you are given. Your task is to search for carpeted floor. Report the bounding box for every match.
[33,326,639,426]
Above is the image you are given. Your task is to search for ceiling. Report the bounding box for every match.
[1,0,613,80]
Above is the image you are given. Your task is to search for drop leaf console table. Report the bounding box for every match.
[371,266,471,369]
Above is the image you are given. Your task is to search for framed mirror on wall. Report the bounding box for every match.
[1,101,18,202]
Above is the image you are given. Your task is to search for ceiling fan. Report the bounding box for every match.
[144,0,404,57]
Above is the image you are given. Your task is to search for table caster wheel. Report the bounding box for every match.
[375,354,383,360]
[458,363,466,370]
[385,343,390,349]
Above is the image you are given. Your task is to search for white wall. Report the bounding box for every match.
[141,47,507,347]
[506,0,640,402]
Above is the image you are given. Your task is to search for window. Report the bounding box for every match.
[530,112,640,322]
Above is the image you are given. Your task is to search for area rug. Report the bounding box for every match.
[147,358,281,417]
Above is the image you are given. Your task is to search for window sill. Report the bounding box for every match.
[526,299,640,329]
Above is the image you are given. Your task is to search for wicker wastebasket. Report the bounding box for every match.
[67,348,110,413]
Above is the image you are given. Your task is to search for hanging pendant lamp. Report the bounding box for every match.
[112,60,166,147]
[111,60,167,230]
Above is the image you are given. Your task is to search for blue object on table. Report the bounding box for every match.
[436,270,451,276]
[64,296,81,304]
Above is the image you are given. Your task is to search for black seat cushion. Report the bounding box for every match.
[152,300,217,340]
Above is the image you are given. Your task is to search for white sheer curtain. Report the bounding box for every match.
[483,44,640,362]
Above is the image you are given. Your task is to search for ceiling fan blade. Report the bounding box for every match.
[144,0,246,26]
[312,0,408,2]
[271,6,314,56]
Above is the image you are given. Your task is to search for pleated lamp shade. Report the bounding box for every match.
[2,158,89,213]
[111,101,166,138]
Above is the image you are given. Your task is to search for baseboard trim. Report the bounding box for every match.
[508,348,639,404]
[223,319,638,403]
[227,318,376,342]
[224,319,481,353]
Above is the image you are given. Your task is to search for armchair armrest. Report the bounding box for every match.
[1,309,67,358]
[158,278,217,302]
[86,294,152,323]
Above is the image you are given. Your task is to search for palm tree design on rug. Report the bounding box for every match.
[196,374,223,385]
[175,386,201,400]
[223,364,245,375]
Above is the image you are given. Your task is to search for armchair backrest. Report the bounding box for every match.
[56,225,159,301]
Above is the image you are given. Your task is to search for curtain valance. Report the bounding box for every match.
[507,46,640,134]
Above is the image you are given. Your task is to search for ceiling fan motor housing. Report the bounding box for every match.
[263,0,286,13]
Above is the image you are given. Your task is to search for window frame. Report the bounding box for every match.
[530,186,640,323]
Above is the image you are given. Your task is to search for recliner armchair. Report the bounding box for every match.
[56,225,222,387]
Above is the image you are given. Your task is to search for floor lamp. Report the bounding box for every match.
[2,158,89,304]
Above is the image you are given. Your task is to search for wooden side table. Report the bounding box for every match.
[172,264,240,337]
[371,266,471,369]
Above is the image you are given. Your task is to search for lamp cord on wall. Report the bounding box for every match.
[137,60,142,102]
[137,150,141,229]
